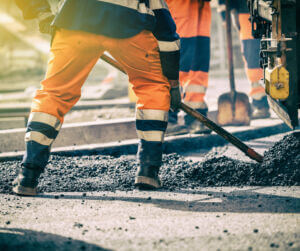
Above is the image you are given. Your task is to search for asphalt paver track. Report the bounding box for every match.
[0,132,299,194]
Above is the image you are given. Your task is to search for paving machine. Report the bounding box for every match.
[247,0,299,129]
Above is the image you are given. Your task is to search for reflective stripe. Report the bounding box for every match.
[157,40,180,52]
[184,101,208,109]
[136,109,168,122]
[98,0,154,15]
[149,0,168,10]
[25,131,54,146]
[251,92,266,100]
[137,130,164,142]
[184,84,207,94]
[250,86,266,100]
[251,82,263,89]
[217,4,225,13]
[28,112,61,131]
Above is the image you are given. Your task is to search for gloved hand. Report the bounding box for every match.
[169,80,182,112]
[37,12,55,34]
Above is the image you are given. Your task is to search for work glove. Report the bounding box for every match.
[169,80,182,112]
[37,12,55,34]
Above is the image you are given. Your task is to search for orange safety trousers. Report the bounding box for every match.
[31,29,171,122]
[238,14,265,100]
[24,29,171,169]
[166,0,211,109]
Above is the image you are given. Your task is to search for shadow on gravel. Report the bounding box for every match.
[0,228,110,251]
[37,187,300,214]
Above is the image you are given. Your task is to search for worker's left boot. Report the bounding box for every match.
[251,96,271,119]
[12,164,43,196]
[134,165,161,190]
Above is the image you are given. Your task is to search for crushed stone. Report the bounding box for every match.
[0,132,299,194]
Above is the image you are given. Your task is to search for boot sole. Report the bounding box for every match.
[134,176,161,190]
[12,185,37,196]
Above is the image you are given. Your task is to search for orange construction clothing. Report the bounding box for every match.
[166,0,211,108]
[24,28,171,169]
[31,29,171,122]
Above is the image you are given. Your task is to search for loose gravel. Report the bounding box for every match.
[0,132,299,194]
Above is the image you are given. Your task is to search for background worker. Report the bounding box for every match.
[165,0,212,134]
[218,0,270,118]
[12,0,181,195]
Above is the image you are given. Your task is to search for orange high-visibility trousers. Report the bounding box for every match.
[24,29,171,169]
[238,13,265,100]
[166,0,211,109]
[32,29,171,121]
[218,0,265,100]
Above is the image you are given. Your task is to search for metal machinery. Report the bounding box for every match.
[247,0,299,129]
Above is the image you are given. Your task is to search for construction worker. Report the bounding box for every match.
[165,0,212,135]
[218,0,270,118]
[12,0,181,195]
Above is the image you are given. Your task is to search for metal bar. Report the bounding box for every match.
[180,103,263,163]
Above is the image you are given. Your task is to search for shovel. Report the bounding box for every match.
[217,0,251,126]
[99,54,263,163]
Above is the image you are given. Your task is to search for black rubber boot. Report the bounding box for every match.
[134,166,161,190]
[12,164,43,196]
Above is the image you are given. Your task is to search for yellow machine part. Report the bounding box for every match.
[265,65,289,100]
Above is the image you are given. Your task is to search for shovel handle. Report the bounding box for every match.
[101,54,127,74]
[225,0,236,93]
[99,55,263,163]
[180,103,263,163]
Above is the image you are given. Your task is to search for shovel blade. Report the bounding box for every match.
[217,92,251,126]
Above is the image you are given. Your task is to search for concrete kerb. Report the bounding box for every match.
[0,118,291,162]
[0,118,137,153]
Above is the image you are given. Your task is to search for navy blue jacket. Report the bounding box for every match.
[16,0,180,79]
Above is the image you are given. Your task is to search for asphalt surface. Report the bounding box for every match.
[0,187,299,251]
[0,131,299,250]
[0,131,299,194]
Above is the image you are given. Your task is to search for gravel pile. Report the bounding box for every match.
[0,132,299,194]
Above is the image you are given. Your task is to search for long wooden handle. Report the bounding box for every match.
[180,103,263,163]
[101,54,126,74]
[99,55,264,163]
[225,0,236,93]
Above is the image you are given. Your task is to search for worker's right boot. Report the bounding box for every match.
[134,165,161,190]
[12,164,43,196]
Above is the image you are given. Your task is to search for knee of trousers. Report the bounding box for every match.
[133,82,171,111]
[31,89,81,122]
[250,85,266,100]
